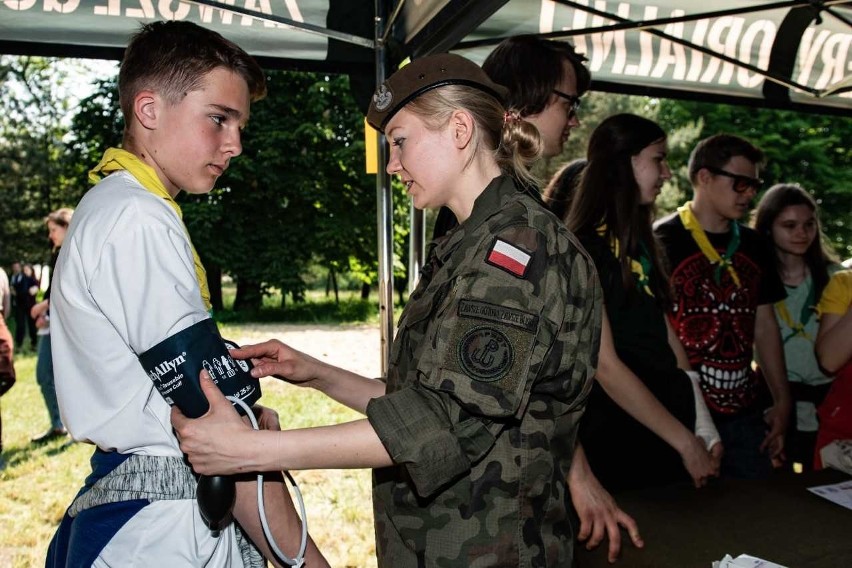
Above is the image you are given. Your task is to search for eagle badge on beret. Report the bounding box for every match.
[373,84,393,112]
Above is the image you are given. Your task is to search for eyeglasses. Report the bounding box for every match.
[706,166,764,194]
[552,90,581,117]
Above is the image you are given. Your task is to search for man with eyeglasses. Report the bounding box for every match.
[482,34,588,158]
[655,134,791,480]
[432,36,589,237]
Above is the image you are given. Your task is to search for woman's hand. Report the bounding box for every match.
[710,441,724,469]
[569,445,644,562]
[570,478,644,563]
[233,339,382,414]
[679,434,720,488]
[171,370,263,476]
[231,340,324,388]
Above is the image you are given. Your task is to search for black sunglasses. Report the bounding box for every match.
[552,90,581,117]
[706,166,764,193]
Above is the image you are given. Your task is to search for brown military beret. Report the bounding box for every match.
[366,53,509,133]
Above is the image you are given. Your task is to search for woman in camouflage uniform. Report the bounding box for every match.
[173,53,602,567]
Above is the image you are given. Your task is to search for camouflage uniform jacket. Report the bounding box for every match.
[366,175,602,567]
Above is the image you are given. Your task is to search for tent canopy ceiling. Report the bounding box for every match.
[0,0,849,114]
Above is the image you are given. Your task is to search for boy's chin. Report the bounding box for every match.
[181,186,216,195]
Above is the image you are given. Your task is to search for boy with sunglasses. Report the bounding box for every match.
[655,134,791,479]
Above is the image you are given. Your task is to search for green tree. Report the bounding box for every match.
[181,71,387,310]
[66,76,123,189]
[0,56,82,266]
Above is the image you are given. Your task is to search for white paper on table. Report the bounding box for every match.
[712,553,787,567]
[807,479,852,511]
[820,440,852,475]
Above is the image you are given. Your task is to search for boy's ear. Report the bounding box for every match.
[133,91,159,131]
[694,167,711,189]
[450,109,474,150]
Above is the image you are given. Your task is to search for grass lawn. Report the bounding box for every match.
[0,331,378,567]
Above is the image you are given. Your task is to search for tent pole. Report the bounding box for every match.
[408,207,425,295]
[375,0,394,378]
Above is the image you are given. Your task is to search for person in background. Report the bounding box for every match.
[30,207,73,444]
[434,35,643,561]
[654,134,791,479]
[11,262,38,350]
[7,261,20,338]
[543,158,587,221]
[432,35,589,237]
[174,52,602,567]
[0,265,15,471]
[753,183,841,471]
[565,114,720,491]
[813,269,852,468]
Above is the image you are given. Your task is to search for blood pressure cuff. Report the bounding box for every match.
[138,318,261,419]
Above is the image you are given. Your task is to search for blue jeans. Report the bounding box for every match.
[36,334,63,430]
[715,408,773,479]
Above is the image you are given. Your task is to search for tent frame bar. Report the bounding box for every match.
[383,0,408,44]
[458,0,851,97]
[188,0,375,48]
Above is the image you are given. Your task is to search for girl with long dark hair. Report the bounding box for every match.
[566,113,720,490]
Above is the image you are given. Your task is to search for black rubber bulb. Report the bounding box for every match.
[196,474,236,535]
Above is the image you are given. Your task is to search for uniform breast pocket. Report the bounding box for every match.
[389,279,457,368]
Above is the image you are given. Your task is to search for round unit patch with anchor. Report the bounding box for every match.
[458,326,514,382]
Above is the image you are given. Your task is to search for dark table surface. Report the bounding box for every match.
[575,468,852,568]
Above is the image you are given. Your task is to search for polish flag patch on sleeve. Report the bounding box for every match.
[486,238,531,278]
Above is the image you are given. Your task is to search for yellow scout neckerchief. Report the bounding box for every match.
[775,275,816,344]
[596,224,654,297]
[89,147,212,311]
[677,202,741,288]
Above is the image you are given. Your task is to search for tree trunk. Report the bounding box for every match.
[234,279,263,312]
[361,282,370,300]
[331,269,339,304]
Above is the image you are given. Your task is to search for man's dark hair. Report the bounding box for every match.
[688,134,765,184]
[482,35,591,117]
[119,21,267,123]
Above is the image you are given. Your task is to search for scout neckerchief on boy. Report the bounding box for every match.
[775,275,816,344]
[89,147,212,311]
[596,224,654,297]
[677,202,741,287]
